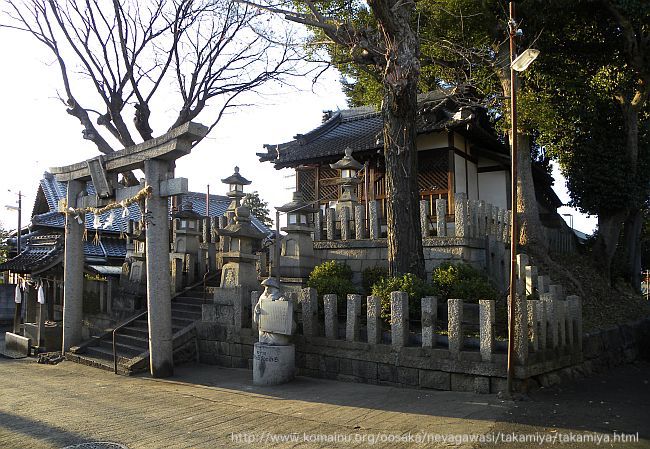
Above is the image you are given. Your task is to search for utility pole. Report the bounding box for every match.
[6,190,24,335]
[5,190,23,255]
[505,1,539,396]
[506,0,519,397]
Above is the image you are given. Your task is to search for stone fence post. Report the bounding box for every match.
[478,200,487,236]
[369,201,380,239]
[525,265,538,297]
[300,287,318,340]
[567,295,583,353]
[354,205,366,239]
[367,296,382,344]
[346,294,361,342]
[421,296,437,348]
[435,199,447,237]
[448,299,463,358]
[420,200,430,239]
[527,300,540,352]
[491,206,499,237]
[454,193,468,237]
[479,300,494,362]
[326,208,335,240]
[324,294,337,339]
[541,293,558,349]
[314,209,322,241]
[340,207,350,241]
[469,200,479,238]
[390,291,409,349]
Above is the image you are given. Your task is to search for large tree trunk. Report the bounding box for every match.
[370,0,425,278]
[515,134,547,251]
[624,207,643,292]
[593,209,627,283]
[499,74,548,255]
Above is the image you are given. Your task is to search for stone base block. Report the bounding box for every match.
[3,332,31,357]
[253,343,295,386]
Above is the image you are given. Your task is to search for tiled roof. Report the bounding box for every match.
[0,234,63,274]
[31,175,271,235]
[102,238,127,258]
[84,241,106,258]
[258,92,504,168]
[32,175,143,234]
[179,191,271,235]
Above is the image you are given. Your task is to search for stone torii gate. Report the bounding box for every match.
[51,122,208,377]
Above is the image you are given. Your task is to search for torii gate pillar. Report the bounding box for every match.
[144,159,174,377]
[62,180,85,352]
[51,121,208,378]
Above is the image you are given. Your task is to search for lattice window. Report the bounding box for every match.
[417,150,448,193]
[296,168,316,202]
[319,166,339,202]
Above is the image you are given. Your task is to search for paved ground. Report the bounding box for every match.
[0,354,649,448]
[483,361,650,449]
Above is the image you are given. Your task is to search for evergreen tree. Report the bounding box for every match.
[0,223,10,264]
[243,192,274,228]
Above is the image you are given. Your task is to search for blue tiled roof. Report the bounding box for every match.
[179,192,271,235]
[30,172,272,264]
[84,241,105,258]
[32,174,271,235]
[102,238,126,258]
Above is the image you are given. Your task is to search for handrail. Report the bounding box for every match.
[111,271,220,374]
[112,310,147,374]
[203,268,210,303]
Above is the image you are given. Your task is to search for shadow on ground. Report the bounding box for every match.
[0,411,91,447]
[145,359,650,442]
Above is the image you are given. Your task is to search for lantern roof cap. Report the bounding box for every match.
[329,148,363,170]
[276,191,318,213]
[221,166,251,185]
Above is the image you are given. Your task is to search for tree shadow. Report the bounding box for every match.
[140,360,650,440]
[0,410,93,448]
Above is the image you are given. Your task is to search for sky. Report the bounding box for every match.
[0,23,597,235]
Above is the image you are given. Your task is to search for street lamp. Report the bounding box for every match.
[511,49,540,72]
[506,1,540,396]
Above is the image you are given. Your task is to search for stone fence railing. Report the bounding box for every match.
[314,193,510,243]
[198,254,583,393]
[239,257,582,392]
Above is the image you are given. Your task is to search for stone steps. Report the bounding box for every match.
[65,351,131,375]
[68,285,208,374]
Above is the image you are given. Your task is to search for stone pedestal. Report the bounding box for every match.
[253,343,295,386]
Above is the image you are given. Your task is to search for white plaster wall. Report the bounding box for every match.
[478,171,508,209]
[454,153,466,194]
[416,132,448,150]
[453,132,467,151]
[467,160,479,200]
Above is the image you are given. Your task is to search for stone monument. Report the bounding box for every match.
[252,277,295,385]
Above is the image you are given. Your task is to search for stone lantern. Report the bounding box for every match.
[216,205,266,294]
[276,191,317,279]
[172,201,203,285]
[329,147,363,212]
[221,166,251,213]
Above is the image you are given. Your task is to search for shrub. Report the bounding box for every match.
[370,273,434,322]
[307,261,357,302]
[431,262,499,302]
[361,266,388,294]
